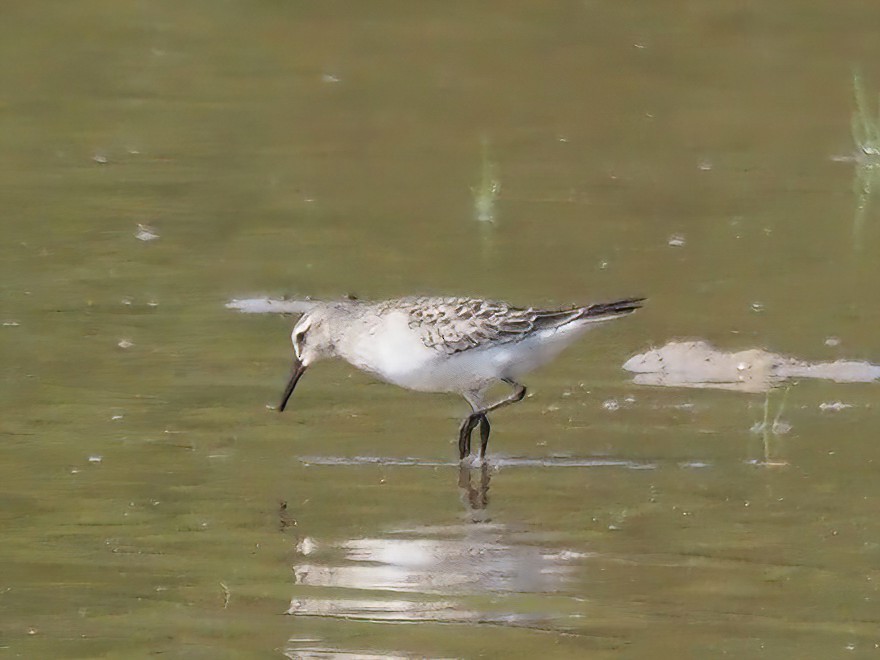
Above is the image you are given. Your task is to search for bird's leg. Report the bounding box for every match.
[481,379,527,414]
[460,390,488,461]
[471,379,527,459]
[458,414,481,460]
[460,382,524,461]
[479,415,491,458]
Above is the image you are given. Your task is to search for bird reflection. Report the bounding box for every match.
[458,462,491,522]
[286,461,592,627]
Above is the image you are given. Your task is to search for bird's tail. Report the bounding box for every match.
[578,297,646,322]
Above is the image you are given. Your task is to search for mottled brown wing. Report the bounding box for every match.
[405,297,583,355]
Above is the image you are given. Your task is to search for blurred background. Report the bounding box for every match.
[1,2,879,657]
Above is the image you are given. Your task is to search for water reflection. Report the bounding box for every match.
[298,455,655,469]
[286,465,591,629]
[284,596,476,622]
[849,71,880,249]
[290,526,586,598]
[283,639,412,660]
[472,135,500,224]
[852,152,880,249]
[458,462,490,522]
[748,387,792,468]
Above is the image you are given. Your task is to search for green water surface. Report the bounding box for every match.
[2,2,880,658]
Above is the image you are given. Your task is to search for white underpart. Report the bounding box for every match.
[339,311,605,394]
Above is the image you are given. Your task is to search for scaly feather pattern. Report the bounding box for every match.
[380,296,644,355]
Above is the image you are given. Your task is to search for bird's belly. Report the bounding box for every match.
[349,341,489,393]
[417,340,561,392]
[341,314,593,394]
[393,328,592,392]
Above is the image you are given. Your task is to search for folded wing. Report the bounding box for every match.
[405,297,644,355]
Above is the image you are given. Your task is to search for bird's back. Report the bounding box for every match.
[377,295,643,356]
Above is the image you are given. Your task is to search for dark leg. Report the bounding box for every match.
[459,380,527,461]
[458,414,480,460]
[479,415,491,458]
[488,379,527,412]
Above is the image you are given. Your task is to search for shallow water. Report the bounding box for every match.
[3,2,880,658]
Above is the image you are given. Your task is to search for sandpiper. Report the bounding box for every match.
[271,295,644,460]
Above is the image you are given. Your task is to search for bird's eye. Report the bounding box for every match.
[294,331,306,356]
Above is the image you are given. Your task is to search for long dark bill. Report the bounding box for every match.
[278,359,307,412]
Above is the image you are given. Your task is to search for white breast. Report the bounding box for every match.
[339,311,442,390]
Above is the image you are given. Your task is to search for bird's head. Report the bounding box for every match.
[278,308,337,412]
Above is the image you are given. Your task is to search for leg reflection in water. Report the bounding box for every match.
[458,462,491,522]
